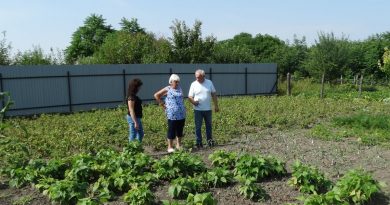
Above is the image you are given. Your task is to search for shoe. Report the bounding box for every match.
[167,148,175,153]
[207,139,216,147]
[196,143,203,149]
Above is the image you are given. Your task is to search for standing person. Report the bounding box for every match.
[154,74,186,153]
[126,78,144,143]
[188,69,219,148]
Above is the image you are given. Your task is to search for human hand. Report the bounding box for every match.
[193,101,199,106]
[134,122,139,130]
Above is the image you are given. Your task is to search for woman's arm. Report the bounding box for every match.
[154,87,168,109]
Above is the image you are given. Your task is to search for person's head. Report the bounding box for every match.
[195,69,205,83]
[169,74,180,89]
[127,78,143,97]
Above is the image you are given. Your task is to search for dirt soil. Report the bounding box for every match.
[1,128,389,205]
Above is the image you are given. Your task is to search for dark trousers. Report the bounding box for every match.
[194,110,212,144]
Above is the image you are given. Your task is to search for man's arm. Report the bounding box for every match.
[211,92,219,112]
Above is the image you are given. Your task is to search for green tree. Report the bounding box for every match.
[0,31,12,65]
[221,32,285,63]
[379,47,390,76]
[303,32,351,81]
[271,36,308,77]
[169,19,216,63]
[65,14,114,64]
[120,17,146,34]
[78,31,170,64]
[13,46,53,65]
[210,42,255,63]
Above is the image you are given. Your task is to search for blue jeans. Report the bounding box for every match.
[126,115,144,142]
[194,110,212,144]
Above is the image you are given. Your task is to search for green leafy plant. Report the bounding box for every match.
[328,169,383,204]
[153,151,206,180]
[233,153,286,181]
[43,179,88,204]
[123,184,155,205]
[288,160,333,194]
[168,176,208,199]
[208,150,237,169]
[186,192,217,205]
[236,176,268,202]
[205,167,234,188]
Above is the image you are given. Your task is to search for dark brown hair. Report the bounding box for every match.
[127,78,143,97]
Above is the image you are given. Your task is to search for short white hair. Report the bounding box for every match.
[169,74,180,84]
[195,69,205,76]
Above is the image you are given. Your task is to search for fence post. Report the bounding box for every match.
[122,69,126,103]
[169,68,173,76]
[287,72,291,96]
[0,73,4,109]
[320,73,325,99]
[209,67,212,81]
[245,67,248,95]
[359,74,363,98]
[340,75,343,85]
[67,71,73,112]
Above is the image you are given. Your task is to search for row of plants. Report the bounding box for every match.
[3,81,390,172]
[3,145,384,204]
[288,160,385,205]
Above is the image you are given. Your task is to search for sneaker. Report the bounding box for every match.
[207,139,216,147]
[167,148,175,153]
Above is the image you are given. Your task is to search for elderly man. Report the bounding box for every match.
[188,69,219,148]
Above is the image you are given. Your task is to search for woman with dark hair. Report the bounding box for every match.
[126,78,144,142]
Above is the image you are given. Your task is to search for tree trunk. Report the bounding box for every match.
[287,72,291,96]
[359,74,363,98]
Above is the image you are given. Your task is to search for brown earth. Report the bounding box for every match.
[1,128,389,205]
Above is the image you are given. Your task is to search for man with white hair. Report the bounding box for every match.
[188,69,219,148]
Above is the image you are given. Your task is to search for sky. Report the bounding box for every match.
[1,0,389,54]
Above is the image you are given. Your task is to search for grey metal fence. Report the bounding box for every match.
[0,64,277,116]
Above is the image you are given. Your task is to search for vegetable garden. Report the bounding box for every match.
[1,80,390,204]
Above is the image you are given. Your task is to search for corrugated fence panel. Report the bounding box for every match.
[0,64,277,116]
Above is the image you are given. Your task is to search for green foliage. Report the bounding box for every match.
[233,153,286,181]
[123,184,155,205]
[303,32,351,80]
[208,150,237,169]
[13,46,53,65]
[204,167,234,188]
[288,160,333,194]
[168,176,208,199]
[0,91,13,127]
[65,14,114,64]
[44,179,88,204]
[329,169,383,204]
[153,151,206,180]
[186,192,217,205]
[0,31,11,65]
[210,42,255,63]
[82,31,171,64]
[236,176,268,202]
[169,19,216,63]
[120,17,146,34]
[378,46,390,76]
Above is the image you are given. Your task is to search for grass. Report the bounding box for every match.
[1,79,390,170]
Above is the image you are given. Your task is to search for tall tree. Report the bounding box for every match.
[169,20,216,63]
[303,32,351,81]
[120,17,146,34]
[271,36,308,76]
[65,14,114,64]
[0,31,12,65]
[379,47,390,77]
